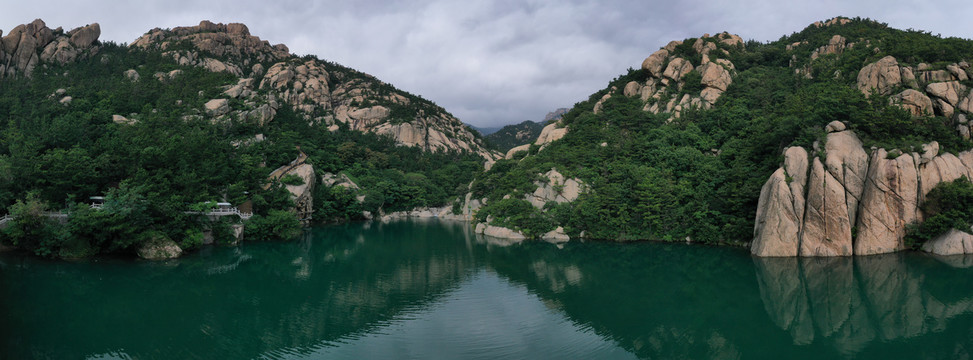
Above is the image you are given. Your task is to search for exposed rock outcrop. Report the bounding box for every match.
[131,20,497,160]
[541,226,570,243]
[823,123,869,226]
[857,56,901,97]
[751,168,802,257]
[475,222,527,240]
[132,20,289,65]
[282,163,315,221]
[525,169,584,209]
[631,33,740,118]
[921,228,973,255]
[810,35,847,61]
[204,98,230,117]
[854,149,919,255]
[857,56,972,134]
[800,159,853,256]
[137,236,183,260]
[753,121,973,256]
[1,20,101,78]
[534,120,567,147]
[889,89,933,116]
[266,151,314,221]
[321,172,360,190]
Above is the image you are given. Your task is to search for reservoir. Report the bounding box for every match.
[1,219,972,359]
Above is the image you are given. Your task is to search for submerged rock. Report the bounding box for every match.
[541,226,570,243]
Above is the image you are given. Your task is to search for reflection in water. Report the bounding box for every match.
[0,220,481,359]
[754,254,973,357]
[2,220,973,359]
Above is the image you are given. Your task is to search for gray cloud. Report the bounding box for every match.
[3,1,972,127]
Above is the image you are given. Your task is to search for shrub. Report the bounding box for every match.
[905,177,973,248]
[244,209,302,241]
[280,174,305,186]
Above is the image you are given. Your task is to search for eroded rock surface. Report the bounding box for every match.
[752,121,973,257]
[1,19,101,78]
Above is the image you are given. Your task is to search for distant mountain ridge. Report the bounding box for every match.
[482,108,569,151]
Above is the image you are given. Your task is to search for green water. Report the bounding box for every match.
[1,219,972,359]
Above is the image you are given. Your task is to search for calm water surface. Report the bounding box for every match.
[1,219,972,359]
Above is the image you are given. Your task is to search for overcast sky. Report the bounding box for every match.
[3,1,972,127]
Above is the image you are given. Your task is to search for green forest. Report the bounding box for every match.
[473,18,973,244]
[484,120,547,152]
[0,41,483,258]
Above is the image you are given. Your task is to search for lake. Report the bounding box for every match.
[1,219,972,359]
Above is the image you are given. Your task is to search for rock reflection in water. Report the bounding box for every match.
[754,253,973,356]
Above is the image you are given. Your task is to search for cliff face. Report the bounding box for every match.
[750,124,973,257]
[131,21,497,160]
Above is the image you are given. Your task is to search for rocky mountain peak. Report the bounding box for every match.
[1,19,102,78]
[131,20,290,65]
[619,31,741,119]
[129,20,497,160]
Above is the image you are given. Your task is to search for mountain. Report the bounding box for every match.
[471,125,503,136]
[483,108,569,152]
[467,17,973,257]
[484,120,544,152]
[0,19,493,258]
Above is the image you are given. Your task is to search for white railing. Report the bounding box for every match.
[0,206,253,224]
[184,207,253,220]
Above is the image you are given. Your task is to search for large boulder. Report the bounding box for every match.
[800,159,853,256]
[137,236,183,260]
[204,98,230,117]
[854,150,920,255]
[959,91,973,113]
[889,89,933,116]
[925,81,966,107]
[541,226,570,243]
[751,168,802,257]
[810,35,846,61]
[698,62,732,91]
[921,228,973,256]
[124,69,140,81]
[641,48,669,78]
[68,23,100,48]
[662,57,694,81]
[857,56,902,97]
[479,224,526,240]
[919,152,970,199]
[505,144,531,159]
[534,122,567,146]
[717,32,743,47]
[823,128,869,226]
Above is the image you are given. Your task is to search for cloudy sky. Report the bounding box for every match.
[3,1,972,127]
